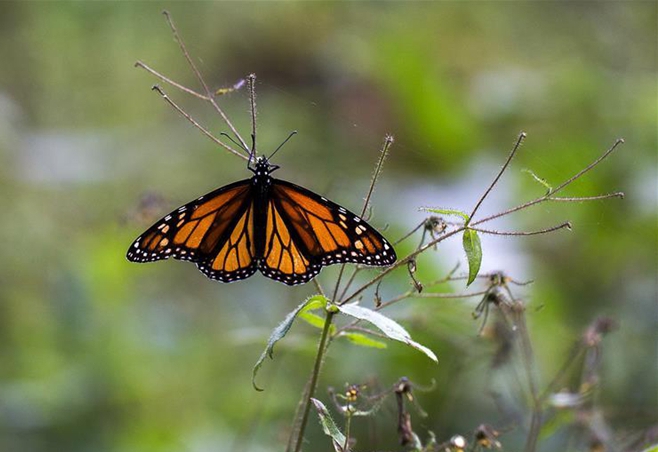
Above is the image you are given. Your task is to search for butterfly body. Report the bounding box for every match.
[127,156,396,285]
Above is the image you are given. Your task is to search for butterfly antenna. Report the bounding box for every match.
[220,132,250,153]
[247,73,257,167]
[269,131,298,160]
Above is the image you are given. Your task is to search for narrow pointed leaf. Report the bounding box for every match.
[312,398,348,452]
[420,207,469,222]
[337,303,438,362]
[522,168,553,193]
[252,295,327,391]
[340,332,387,349]
[463,228,482,286]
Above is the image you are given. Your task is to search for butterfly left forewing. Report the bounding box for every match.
[127,180,258,282]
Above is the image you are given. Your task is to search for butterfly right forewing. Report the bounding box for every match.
[271,180,395,266]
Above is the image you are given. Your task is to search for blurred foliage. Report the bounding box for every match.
[0,2,655,452]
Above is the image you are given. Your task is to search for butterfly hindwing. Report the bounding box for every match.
[258,197,322,285]
[126,180,258,282]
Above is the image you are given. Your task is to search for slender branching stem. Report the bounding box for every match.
[135,61,209,99]
[363,135,394,217]
[471,139,624,227]
[343,413,352,452]
[394,220,427,246]
[539,345,586,402]
[343,226,467,305]
[333,135,394,303]
[548,193,624,202]
[161,10,249,152]
[151,85,247,160]
[338,268,361,302]
[511,307,542,452]
[312,279,325,298]
[286,375,314,452]
[248,74,258,155]
[550,139,624,194]
[293,310,336,452]
[467,132,526,225]
[469,222,572,236]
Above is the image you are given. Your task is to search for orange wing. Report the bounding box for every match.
[258,180,396,285]
[126,180,258,282]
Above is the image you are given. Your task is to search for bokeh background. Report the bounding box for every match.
[0,2,655,452]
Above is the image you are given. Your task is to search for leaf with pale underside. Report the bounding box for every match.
[337,303,438,362]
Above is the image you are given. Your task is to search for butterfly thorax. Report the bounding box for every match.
[249,156,278,257]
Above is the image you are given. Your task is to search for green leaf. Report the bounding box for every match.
[419,207,469,222]
[337,303,438,362]
[299,310,336,332]
[340,332,387,349]
[462,228,482,286]
[311,398,348,452]
[640,445,658,452]
[252,295,328,391]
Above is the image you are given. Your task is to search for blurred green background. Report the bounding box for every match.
[0,2,655,452]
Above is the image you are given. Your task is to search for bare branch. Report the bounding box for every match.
[467,132,526,224]
[135,61,209,100]
[333,135,395,303]
[551,138,624,194]
[151,85,247,160]
[470,222,572,236]
[161,10,249,153]
[548,192,624,202]
[362,135,394,217]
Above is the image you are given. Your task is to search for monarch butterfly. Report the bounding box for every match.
[126,151,396,285]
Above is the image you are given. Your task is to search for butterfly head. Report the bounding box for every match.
[249,155,280,177]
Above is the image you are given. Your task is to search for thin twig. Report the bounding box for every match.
[538,344,586,402]
[393,220,426,246]
[550,138,624,194]
[151,85,247,160]
[162,10,249,152]
[135,61,209,100]
[343,226,467,305]
[363,135,394,217]
[469,222,572,236]
[333,135,394,304]
[312,278,325,298]
[338,268,361,302]
[467,132,526,225]
[163,11,211,98]
[548,193,624,202]
[509,304,542,452]
[471,139,624,228]
[248,73,258,156]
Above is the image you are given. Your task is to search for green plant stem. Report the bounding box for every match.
[343,413,352,452]
[293,310,336,452]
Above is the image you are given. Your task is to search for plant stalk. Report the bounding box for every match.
[292,310,336,452]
